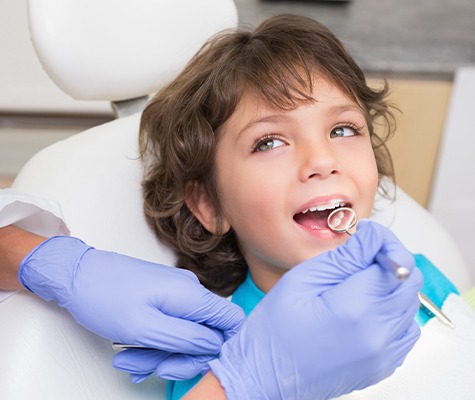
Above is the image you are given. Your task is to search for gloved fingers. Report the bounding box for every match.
[129,372,153,384]
[360,265,423,323]
[351,322,420,390]
[320,264,419,335]
[321,264,402,312]
[272,263,393,327]
[284,221,414,295]
[396,319,421,356]
[368,268,422,338]
[125,312,226,355]
[352,259,421,302]
[379,320,421,379]
[157,288,245,342]
[316,267,421,387]
[275,250,365,299]
[340,219,415,275]
[375,296,421,348]
[344,320,420,393]
[383,266,423,310]
[113,348,213,381]
[113,348,168,377]
[73,253,243,348]
[195,291,245,341]
[154,353,215,380]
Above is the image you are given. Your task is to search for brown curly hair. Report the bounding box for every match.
[140,14,396,296]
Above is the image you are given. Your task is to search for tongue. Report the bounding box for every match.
[294,210,332,230]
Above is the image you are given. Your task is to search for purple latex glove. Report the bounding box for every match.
[19,236,244,379]
[209,220,423,400]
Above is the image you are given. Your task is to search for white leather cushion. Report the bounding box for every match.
[27,0,238,101]
[0,290,166,400]
[13,112,176,265]
[372,184,472,292]
[338,293,475,400]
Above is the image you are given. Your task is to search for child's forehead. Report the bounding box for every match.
[236,74,359,115]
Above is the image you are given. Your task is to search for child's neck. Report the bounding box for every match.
[249,266,286,294]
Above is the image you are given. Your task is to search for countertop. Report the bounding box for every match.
[234,0,475,79]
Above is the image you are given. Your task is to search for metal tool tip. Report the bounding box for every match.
[396,267,410,281]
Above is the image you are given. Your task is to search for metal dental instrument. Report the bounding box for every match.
[111,343,145,351]
[418,292,455,329]
[327,207,410,280]
[327,207,455,329]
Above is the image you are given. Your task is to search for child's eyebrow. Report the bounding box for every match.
[327,104,364,115]
[237,114,288,138]
[236,103,364,138]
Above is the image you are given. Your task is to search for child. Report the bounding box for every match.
[139,13,464,399]
[140,13,396,298]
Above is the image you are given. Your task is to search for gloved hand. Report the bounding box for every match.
[19,236,245,380]
[208,220,423,400]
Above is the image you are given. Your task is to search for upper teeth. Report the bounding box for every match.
[301,201,346,214]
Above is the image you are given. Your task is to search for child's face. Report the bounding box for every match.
[197,76,378,292]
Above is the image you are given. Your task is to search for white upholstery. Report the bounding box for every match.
[1,1,472,398]
[372,184,472,292]
[12,112,177,266]
[28,0,238,101]
[1,0,237,399]
[0,290,167,400]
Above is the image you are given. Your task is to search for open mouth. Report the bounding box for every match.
[293,201,350,230]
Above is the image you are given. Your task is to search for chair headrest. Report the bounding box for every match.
[27,0,238,102]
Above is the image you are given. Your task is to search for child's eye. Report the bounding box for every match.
[252,136,286,152]
[330,125,361,138]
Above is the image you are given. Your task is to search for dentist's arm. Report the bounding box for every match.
[0,225,44,290]
[0,226,245,376]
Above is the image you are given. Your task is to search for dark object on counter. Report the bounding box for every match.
[262,0,352,3]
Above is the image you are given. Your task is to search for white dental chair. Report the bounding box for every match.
[1,1,237,399]
[0,1,472,399]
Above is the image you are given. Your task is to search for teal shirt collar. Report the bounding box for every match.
[231,272,265,316]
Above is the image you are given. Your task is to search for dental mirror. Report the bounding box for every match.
[327,207,455,328]
[327,207,357,235]
[327,207,409,281]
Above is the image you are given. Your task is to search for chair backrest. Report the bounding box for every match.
[2,1,472,398]
[27,0,238,103]
[1,1,237,399]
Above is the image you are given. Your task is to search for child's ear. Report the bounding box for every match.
[185,181,230,234]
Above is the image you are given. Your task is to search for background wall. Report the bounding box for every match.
[429,69,475,282]
[376,78,453,207]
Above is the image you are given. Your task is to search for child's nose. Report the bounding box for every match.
[298,140,341,182]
